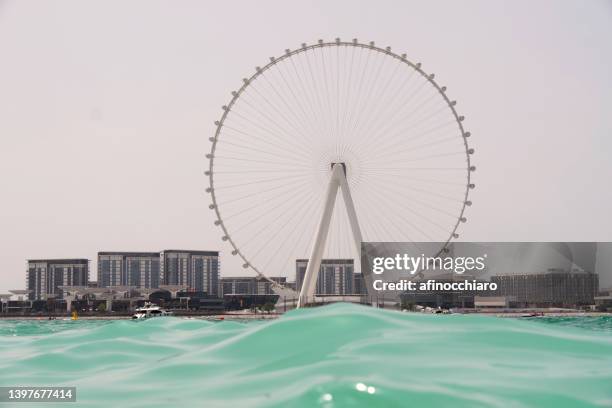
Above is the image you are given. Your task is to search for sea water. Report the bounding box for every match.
[0,303,611,407]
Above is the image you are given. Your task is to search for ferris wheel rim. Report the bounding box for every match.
[207,38,474,282]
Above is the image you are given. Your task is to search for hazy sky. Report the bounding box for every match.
[1,0,611,293]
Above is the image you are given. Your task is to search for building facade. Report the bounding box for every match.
[491,271,599,307]
[27,259,89,300]
[295,259,354,295]
[161,250,220,296]
[97,252,161,289]
[354,272,367,295]
[221,276,286,295]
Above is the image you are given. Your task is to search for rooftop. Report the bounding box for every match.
[162,250,219,256]
[98,252,160,257]
[27,259,89,264]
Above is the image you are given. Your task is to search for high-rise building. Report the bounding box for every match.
[27,259,89,300]
[354,272,367,295]
[491,270,599,307]
[161,250,220,296]
[295,259,354,295]
[97,252,161,289]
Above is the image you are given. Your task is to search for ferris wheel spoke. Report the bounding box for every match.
[212,168,313,175]
[335,46,342,160]
[350,194,383,242]
[361,167,467,173]
[220,124,310,162]
[357,190,432,247]
[355,194,401,242]
[247,74,316,138]
[258,71,320,142]
[228,183,316,236]
[338,45,358,151]
[361,119,459,159]
[217,177,311,207]
[245,187,320,260]
[373,177,468,205]
[363,99,450,161]
[239,89,315,152]
[217,181,306,210]
[266,190,325,274]
[213,173,312,191]
[365,177,466,220]
[360,174,468,195]
[368,174,468,188]
[383,101,457,146]
[346,48,389,152]
[377,75,431,128]
[270,62,323,141]
[213,155,314,169]
[393,88,446,127]
[317,46,336,143]
[225,109,309,155]
[369,151,468,165]
[220,178,313,221]
[353,63,418,149]
[350,59,404,153]
[228,193,315,239]
[367,134,461,162]
[291,53,330,144]
[302,49,333,141]
[336,44,356,159]
[283,54,320,120]
[313,47,338,155]
[352,54,405,151]
[365,184,455,238]
[349,80,433,158]
[217,136,310,165]
[342,46,370,150]
[401,100,457,133]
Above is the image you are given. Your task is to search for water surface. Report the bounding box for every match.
[1,304,611,407]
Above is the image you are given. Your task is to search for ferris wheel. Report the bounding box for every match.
[206,38,474,305]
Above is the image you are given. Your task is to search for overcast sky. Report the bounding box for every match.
[1,0,611,293]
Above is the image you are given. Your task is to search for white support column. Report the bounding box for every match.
[338,167,363,253]
[298,164,363,307]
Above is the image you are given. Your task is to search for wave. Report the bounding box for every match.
[1,303,611,407]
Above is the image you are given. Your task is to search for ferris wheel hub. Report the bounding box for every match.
[330,162,347,176]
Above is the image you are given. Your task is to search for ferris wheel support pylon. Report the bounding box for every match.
[298,163,363,307]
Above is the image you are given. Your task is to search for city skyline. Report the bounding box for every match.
[8,242,610,294]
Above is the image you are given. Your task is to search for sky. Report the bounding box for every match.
[0,0,611,293]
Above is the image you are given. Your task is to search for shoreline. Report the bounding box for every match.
[0,313,282,321]
[1,310,610,321]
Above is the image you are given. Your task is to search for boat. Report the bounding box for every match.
[132,302,173,319]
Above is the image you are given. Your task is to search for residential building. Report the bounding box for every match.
[97,252,160,289]
[354,272,367,295]
[161,250,220,296]
[491,270,599,307]
[27,259,89,300]
[295,259,354,295]
[221,276,286,295]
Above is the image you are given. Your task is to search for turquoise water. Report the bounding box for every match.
[1,304,611,408]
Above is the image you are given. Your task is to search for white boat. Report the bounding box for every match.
[132,302,172,319]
